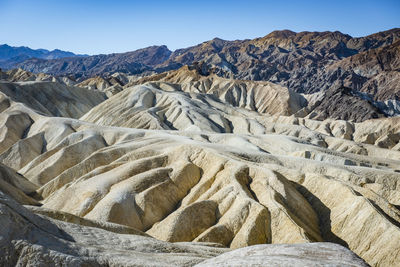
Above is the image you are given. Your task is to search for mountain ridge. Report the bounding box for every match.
[8,28,399,72]
[0,44,87,69]
[1,75,400,266]
[8,28,400,101]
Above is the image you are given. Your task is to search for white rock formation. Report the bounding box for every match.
[0,78,399,266]
[0,80,106,118]
[0,189,368,266]
[196,243,368,267]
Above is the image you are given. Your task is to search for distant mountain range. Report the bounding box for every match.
[0,44,87,69]
[9,45,172,78]
[2,28,400,103]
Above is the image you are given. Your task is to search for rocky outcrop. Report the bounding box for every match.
[303,86,385,122]
[325,40,400,101]
[0,68,77,85]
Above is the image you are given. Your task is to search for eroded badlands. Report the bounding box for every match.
[1,77,399,266]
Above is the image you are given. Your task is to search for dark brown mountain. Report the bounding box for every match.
[306,86,385,122]
[159,28,400,99]
[325,40,400,101]
[12,28,400,102]
[16,45,171,78]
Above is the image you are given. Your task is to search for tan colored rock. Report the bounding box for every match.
[0,163,38,205]
[149,200,218,242]
[195,243,368,267]
[0,191,228,266]
[0,78,400,266]
[25,205,150,236]
[0,80,107,118]
[0,189,367,266]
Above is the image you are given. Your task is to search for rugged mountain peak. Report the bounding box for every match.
[12,45,172,77]
[362,28,400,40]
[255,30,351,48]
[264,29,297,39]
[4,28,400,119]
[124,45,172,66]
[210,37,227,43]
[347,28,400,51]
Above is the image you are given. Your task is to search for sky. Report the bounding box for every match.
[0,0,399,55]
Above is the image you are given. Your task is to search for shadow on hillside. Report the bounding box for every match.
[295,183,349,248]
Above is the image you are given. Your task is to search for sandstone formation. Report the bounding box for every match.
[0,78,399,266]
[0,190,228,266]
[2,29,400,265]
[126,66,392,122]
[76,76,125,97]
[0,189,369,266]
[0,68,77,85]
[80,77,307,132]
[0,80,107,118]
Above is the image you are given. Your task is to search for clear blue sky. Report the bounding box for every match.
[1,0,399,55]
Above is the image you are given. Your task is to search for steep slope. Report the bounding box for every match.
[13,29,400,94]
[81,70,307,130]
[10,28,400,120]
[0,188,368,266]
[159,28,400,96]
[76,75,125,97]
[0,163,39,205]
[126,66,391,122]
[325,40,400,101]
[0,80,107,118]
[302,86,386,122]
[0,189,228,266]
[0,83,400,266]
